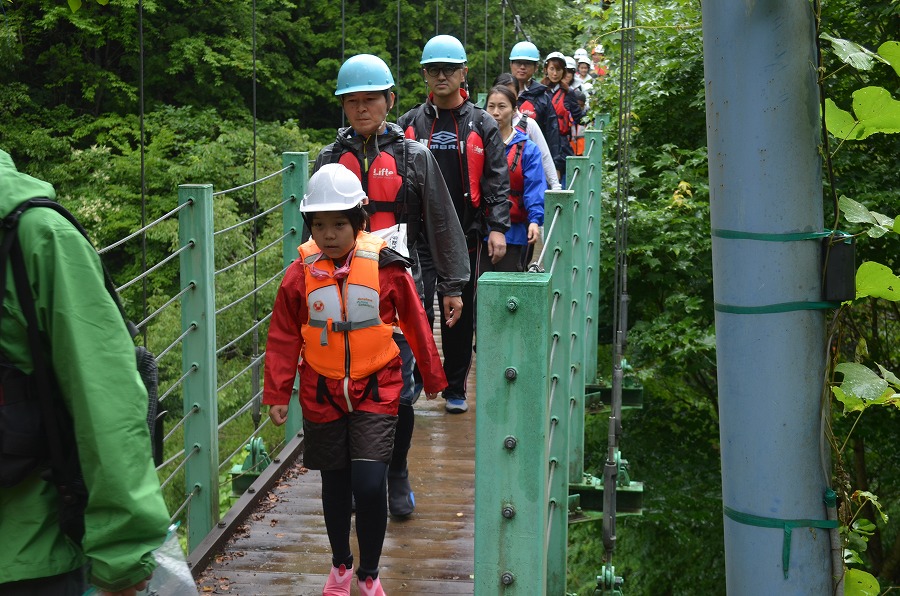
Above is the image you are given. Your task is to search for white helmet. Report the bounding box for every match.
[301,163,367,212]
[576,55,592,66]
[564,56,577,70]
[544,51,566,66]
[573,48,588,60]
[593,44,605,55]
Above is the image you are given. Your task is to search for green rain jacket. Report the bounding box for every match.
[0,150,169,590]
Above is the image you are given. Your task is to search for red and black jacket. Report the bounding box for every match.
[397,90,510,238]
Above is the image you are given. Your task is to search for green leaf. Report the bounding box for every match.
[878,41,900,78]
[832,386,866,414]
[851,519,877,535]
[839,196,877,225]
[821,33,886,71]
[844,568,880,596]
[825,99,862,139]
[843,549,864,565]
[852,86,900,138]
[856,261,900,301]
[876,363,900,389]
[67,0,82,11]
[834,362,889,403]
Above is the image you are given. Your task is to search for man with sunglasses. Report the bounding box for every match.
[398,34,511,416]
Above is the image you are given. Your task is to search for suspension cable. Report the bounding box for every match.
[603,0,637,589]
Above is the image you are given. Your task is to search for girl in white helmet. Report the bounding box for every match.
[263,164,446,596]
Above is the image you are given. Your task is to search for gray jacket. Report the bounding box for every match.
[314,122,469,297]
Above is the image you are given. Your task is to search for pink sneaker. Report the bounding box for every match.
[323,564,352,596]
[357,575,386,596]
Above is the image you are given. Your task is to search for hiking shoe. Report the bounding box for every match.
[323,564,352,596]
[388,472,415,517]
[445,398,468,413]
[357,576,386,596]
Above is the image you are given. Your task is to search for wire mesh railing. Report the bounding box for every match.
[97,152,308,553]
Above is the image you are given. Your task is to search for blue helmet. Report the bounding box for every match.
[509,41,540,62]
[421,34,467,64]
[335,54,394,96]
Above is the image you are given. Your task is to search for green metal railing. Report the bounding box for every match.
[474,126,642,595]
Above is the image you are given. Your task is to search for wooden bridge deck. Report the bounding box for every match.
[196,378,477,595]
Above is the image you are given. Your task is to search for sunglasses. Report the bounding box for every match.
[424,65,462,77]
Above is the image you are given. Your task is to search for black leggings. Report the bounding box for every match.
[321,460,389,580]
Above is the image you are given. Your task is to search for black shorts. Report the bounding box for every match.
[302,411,397,470]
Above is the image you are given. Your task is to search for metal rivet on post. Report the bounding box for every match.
[502,505,516,519]
[504,367,517,381]
[506,297,519,312]
[503,436,518,450]
[501,572,515,586]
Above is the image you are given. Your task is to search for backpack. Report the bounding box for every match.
[0,197,161,541]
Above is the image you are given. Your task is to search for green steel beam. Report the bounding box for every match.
[475,273,552,595]
[567,156,590,485]
[543,188,579,595]
[280,152,307,440]
[177,184,220,553]
[584,385,644,410]
[583,128,605,384]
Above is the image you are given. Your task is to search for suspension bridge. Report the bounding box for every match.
[103,119,642,595]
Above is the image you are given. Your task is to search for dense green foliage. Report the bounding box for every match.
[3,0,900,592]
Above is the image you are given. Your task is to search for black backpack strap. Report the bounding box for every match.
[516,113,529,134]
[509,140,525,175]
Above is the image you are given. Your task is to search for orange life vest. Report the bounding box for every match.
[299,233,398,380]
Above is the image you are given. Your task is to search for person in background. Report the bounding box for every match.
[574,47,593,83]
[263,164,447,596]
[0,149,169,596]
[508,41,566,183]
[542,51,584,186]
[485,85,545,271]
[563,57,588,156]
[591,44,609,79]
[314,53,469,518]
[399,34,511,414]
[493,72,561,191]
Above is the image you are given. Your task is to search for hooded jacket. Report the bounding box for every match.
[0,150,169,590]
[518,79,567,171]
[503,128,546,246]
[315,122,469,298]
[397,90,511,239]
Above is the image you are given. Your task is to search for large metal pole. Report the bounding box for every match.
[701,2,833,593]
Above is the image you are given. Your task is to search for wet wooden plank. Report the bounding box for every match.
[196,370,477,595]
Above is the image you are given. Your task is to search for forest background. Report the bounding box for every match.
[1,0,899,593]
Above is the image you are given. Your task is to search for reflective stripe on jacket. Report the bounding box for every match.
[299,234,398,380]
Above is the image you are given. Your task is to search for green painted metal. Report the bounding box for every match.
[583,128,605,384]
[594,565,624,595]
[177,184,220,552]
[280,152,307,440]
[229,436,272,496]
[566,156,589,485]
[474,273,552,596]
[543,188,578,595]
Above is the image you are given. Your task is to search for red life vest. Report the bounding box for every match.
[505,140,528,224]
[336,152,403,231]
[403,121,486,209]
[298,233,398,381]
[551,88,574,137]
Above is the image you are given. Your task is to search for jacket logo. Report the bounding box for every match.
[471,144,484,155]
[371,167,395,177]
[429,131,459,150]
[313,300,325,312]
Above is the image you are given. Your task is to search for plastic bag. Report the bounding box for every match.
[84,523,197,595]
